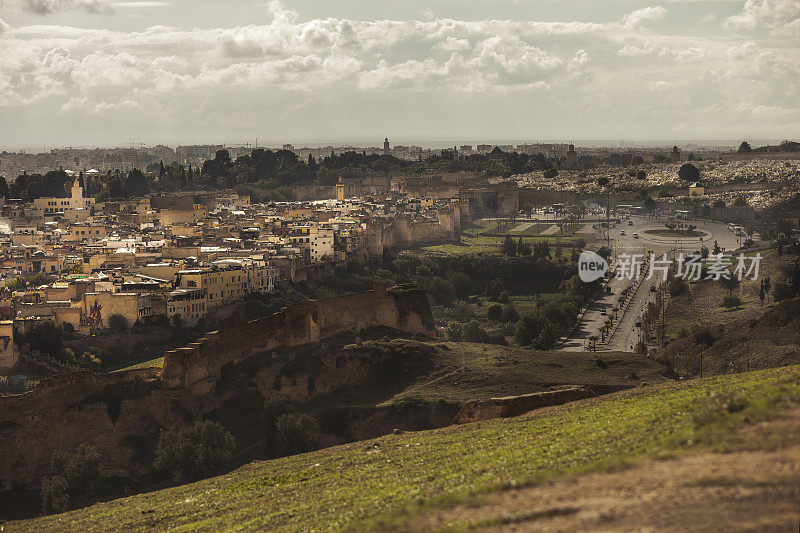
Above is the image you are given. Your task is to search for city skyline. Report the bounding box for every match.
[0,0,798,149]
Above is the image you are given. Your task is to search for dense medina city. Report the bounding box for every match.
[1,0,799,530]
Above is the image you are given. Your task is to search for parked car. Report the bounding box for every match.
[620,230,626,236]
[632,233,639,238]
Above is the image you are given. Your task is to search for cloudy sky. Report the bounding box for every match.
[0,0,797,149]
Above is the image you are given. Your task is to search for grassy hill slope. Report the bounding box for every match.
[10,365,800,532]
[302,339,672,411]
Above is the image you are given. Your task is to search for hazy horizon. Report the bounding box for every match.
[1,0,798,149]
[1,138,790,154]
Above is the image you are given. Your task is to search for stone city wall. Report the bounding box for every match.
[160,284,435,394]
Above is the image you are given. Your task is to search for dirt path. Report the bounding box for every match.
[412,447,800,531]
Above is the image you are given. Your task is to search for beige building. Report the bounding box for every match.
[34,179,94,218]
[68,224,107,242]
[0,320,17,372]
[176,266,245,309]
[689,182,705,196]
[166,288,207,327]
[81,291,153,328]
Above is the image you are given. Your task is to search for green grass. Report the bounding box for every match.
[507,223,551,236]
[13,365,799,532]
[379,342,668,405]
[112,356,164,372]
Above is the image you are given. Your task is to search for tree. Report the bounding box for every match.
[636,170,646,180]
[124,169,149,197]
[487,304,503,321]
[517,237,531,256]
[501,306,519,323]
[107,314,129,335]
[733,196,748,207]
[42,443,102,513]
[502,234,517,256]
[41,475,69,514]
[154,421,236,482]
[462,320,490,342]
[275,413,320,456]
[446,322,462,341]
[720,275,740,295]
[597,177,609,187]
[50,443,101,496]
[678,163,700,182]
[738,141,752,153]
[17,320,63,359]
[516,314,541,346]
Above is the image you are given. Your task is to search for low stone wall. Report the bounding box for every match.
[452,386,594,424]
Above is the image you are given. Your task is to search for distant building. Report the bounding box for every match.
[33,179,94,219]
[383,138,390,155]
[689,182,705,196]
[566,144,577,168]
[670,145,681,162]
[488,146,506,162]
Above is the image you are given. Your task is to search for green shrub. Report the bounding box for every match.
[40,475,69,515]
[154,421,236,482]
[263,394,293,430]
[722,295,742,308]
[462,320,489,343]
[501,305,519,323]
[446,322,462,341]
[50,443,101,496]
[107,314,129,335]
[486,304,503,322]
[41,443,101,514]
[275,413,320,456]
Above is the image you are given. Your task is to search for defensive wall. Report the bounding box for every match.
[0,286,435,489]
[161,284,435,393]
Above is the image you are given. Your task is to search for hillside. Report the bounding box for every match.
[9,365,799,532]
[294,337,673,409]
[660,298,800,377]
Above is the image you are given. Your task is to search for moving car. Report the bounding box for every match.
[632,233,639,238]
[620,230,626,236]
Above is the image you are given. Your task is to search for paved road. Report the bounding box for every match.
[559,215,744,352]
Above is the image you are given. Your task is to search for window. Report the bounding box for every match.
[187,280,197,287]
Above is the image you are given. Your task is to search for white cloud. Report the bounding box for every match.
[112,2,169,7]
[0,1,797,142]
[3,0,113,14]
[622,6,668,29]
[725,0,800,35]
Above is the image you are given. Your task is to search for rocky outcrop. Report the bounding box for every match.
[452,386,594,424]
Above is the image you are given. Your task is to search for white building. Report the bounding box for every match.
[310,226,334,262]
